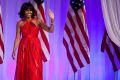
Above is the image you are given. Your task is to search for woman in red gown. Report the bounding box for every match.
[12,2,54,80]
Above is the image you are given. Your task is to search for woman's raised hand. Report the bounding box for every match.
[48,9,54,21]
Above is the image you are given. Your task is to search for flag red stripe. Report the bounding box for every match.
[0,15,4,53]
[63,1,90,72]
[81,7,86,23]
[76,12,90,48]
[63,38,77,72]
[0,15,3,31]
[111,41,120,62]
[0,57,3,64]
[106,44,118,71]
[101,31,107,52]
[0,36,4,53]
[33,1,50,61]
[41,49,47,62]
[65,24,84,67]
[39,27,50,53]
[101,31,120,72]
[68,12,90,64]
[37,3,50,54]
[38,4,46,23]
[0,8,4,64]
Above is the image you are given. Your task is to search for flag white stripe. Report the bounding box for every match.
[34,2,49,43]
[68,7,90,63]
[63,0,90,72]
[64,31,80,70]
[69,9,89,54]
[77,9,86,30]
[77,9,89,36]
[0,47,3,61]
[0,6,2,16]
[0,25,4,44]
[0,5,4,63]
[69,6,89,49]
[66,18,88,66]
[0,6,3,43]
[38,33,50,60]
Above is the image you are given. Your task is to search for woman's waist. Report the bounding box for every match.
[19,38,41,51]
[22,35,38,39]
[19,37,41,47]
[21,36,40,42]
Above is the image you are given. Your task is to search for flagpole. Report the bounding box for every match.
[114,71,118,80]
[74,71,79,80]
[74,72,75,80]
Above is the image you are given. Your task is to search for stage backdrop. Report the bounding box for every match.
[0,0,120,80]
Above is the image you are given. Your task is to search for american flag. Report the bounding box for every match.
[31,0,50,62]
[101,30,120,71]
[63,0,90,72]
[0,4,4,64]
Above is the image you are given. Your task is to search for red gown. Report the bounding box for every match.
[15,20,43,80]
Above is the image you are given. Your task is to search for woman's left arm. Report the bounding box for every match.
[38,9,54,33]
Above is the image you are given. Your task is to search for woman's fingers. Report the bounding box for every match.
[12,52,15,60]
[48,9,54,20]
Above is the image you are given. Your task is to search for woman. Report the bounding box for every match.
[12,2,54,80]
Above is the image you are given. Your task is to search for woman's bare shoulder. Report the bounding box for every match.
[32,18,41,25]
[34,17,42,23]
[16,20,24,27]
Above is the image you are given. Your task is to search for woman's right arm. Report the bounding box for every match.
[12,22,21,60]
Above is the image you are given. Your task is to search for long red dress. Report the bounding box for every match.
[15,20,43,80]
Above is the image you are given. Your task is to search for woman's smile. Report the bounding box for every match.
[25,9,33,18]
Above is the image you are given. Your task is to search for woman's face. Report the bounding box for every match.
[24,9,33,18]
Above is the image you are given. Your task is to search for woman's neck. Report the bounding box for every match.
[24,17,32,21]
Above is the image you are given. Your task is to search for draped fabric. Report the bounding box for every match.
[101,0,120,47]
[101,30,120,72]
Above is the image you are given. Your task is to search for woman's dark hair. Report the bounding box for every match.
[19,2,36,18]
